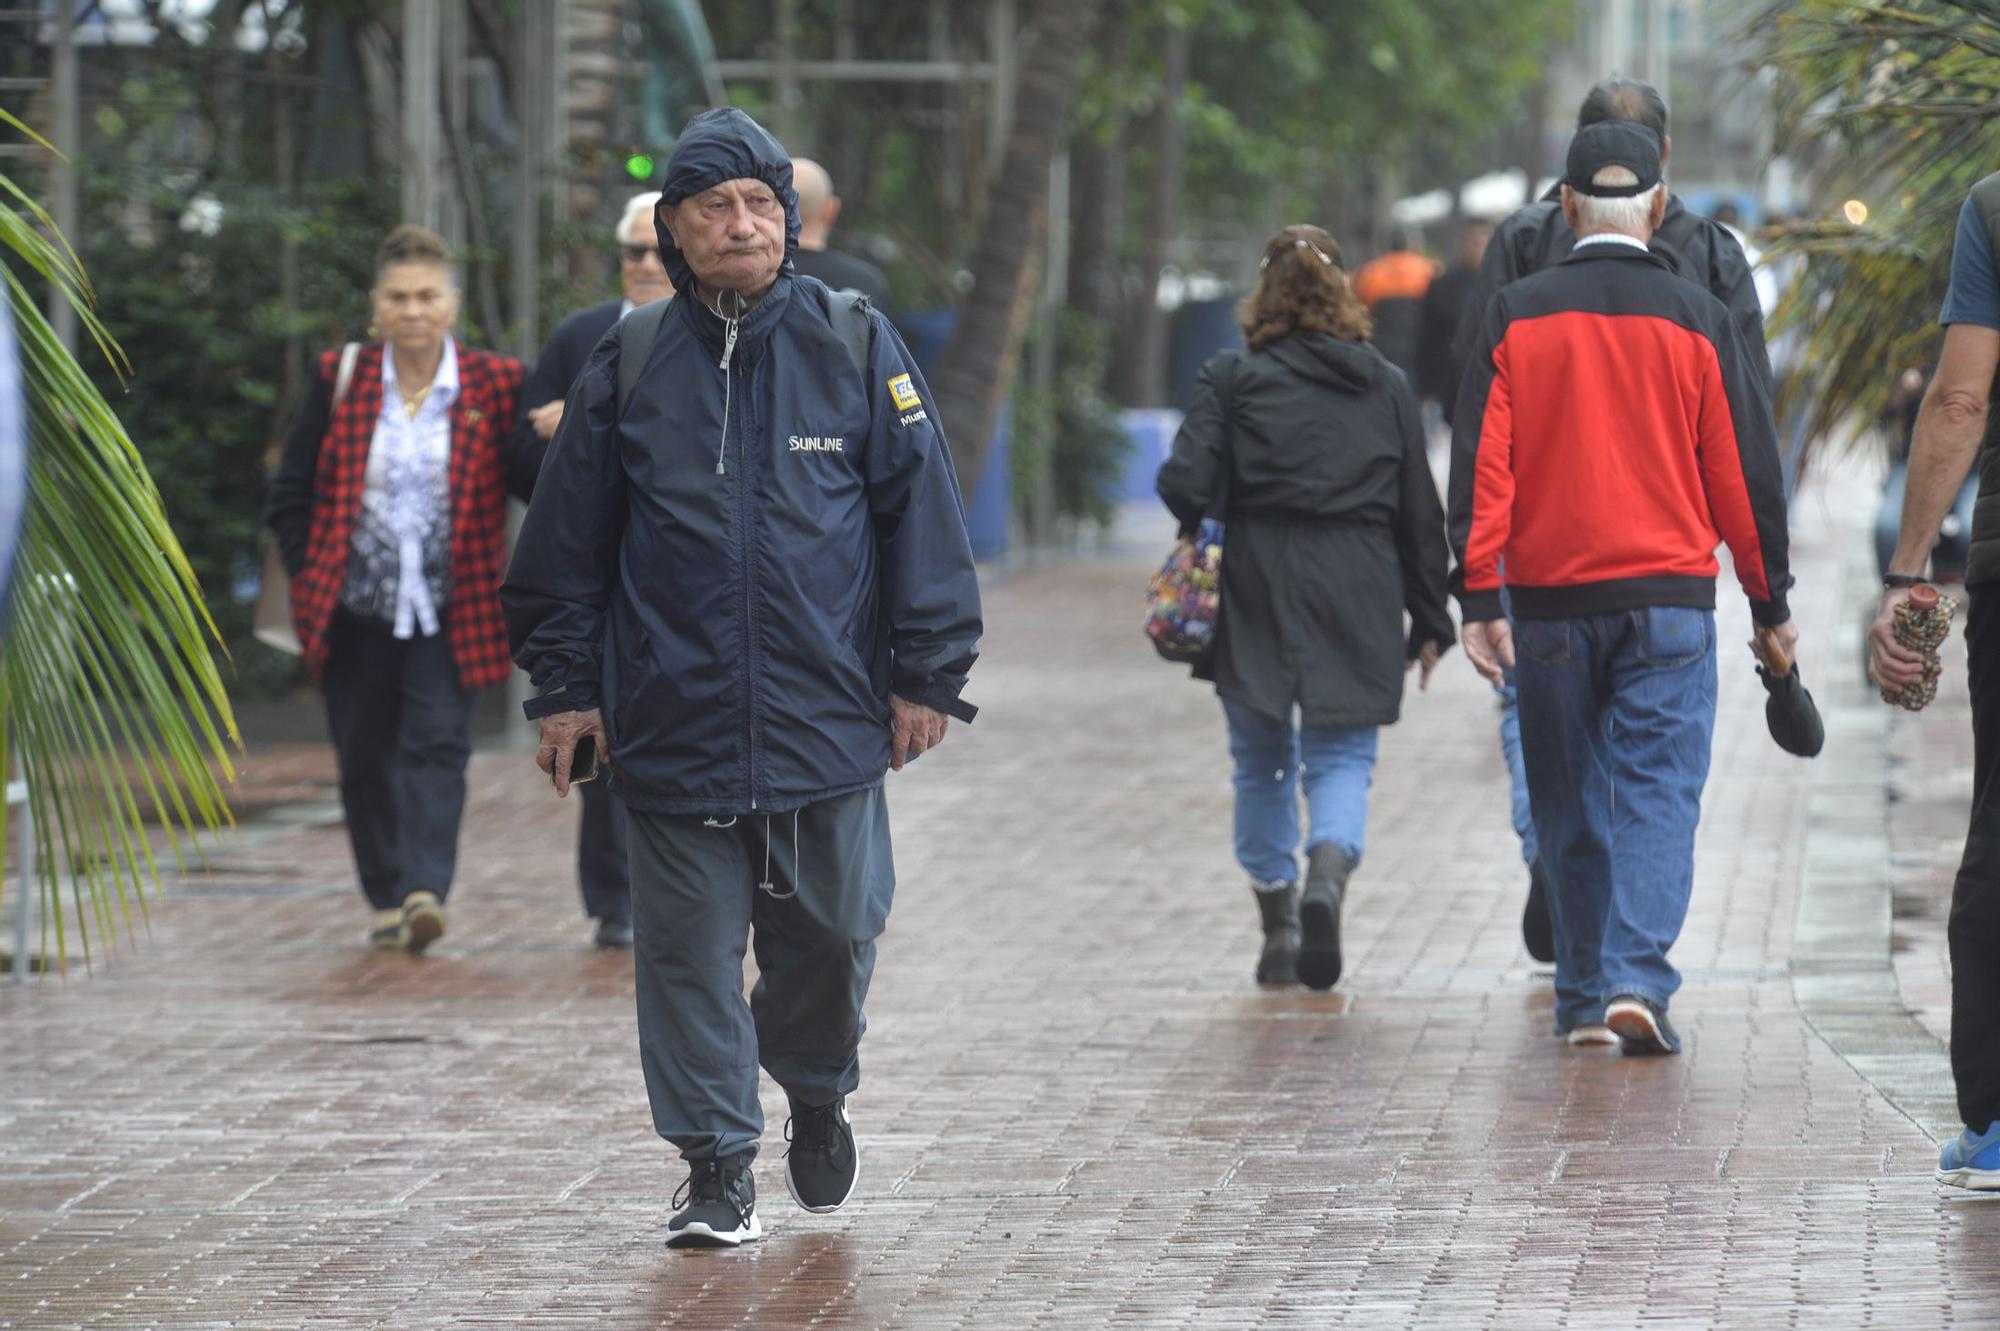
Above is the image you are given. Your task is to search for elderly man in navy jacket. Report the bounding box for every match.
[514,190,673,950]
[504,108,981,1250]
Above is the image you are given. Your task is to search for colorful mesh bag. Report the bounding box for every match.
[1145,353,1237,666]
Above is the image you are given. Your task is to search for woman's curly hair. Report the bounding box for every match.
[1238,224,1371,351]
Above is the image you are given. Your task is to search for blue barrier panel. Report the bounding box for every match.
[1117,408,1185,506]
[895,309,1009,563]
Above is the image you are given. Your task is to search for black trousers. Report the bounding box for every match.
[321,610,475,911]
[626,788,895,1162]
[577,778,631,923]
[1955,587,2000,1132]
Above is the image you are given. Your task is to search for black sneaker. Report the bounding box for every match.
[1604,994,1681,1056]
[666,1156,761,1249]
[784,1095,859,1213]
[1522,859,1555,964]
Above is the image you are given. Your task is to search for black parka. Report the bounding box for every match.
[1157,332,1454,729]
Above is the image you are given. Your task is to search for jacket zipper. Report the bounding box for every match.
[709,293,757,808]
[728,339,758,811]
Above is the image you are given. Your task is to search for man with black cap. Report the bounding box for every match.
[1449,120,1797,1056]
[1453,78,1769,965]
[504,107,983,1248]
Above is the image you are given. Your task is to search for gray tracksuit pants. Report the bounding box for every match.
[626,786,895,1162]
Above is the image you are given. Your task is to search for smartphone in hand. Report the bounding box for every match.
[556,735,601,787]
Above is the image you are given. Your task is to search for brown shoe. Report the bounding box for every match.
[402,891,446,954]
[368,909,407,951]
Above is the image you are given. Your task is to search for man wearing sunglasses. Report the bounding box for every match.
[513,191,675,949]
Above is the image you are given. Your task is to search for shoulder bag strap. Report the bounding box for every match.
[333,341,360,407]
[1203,350,1242,523]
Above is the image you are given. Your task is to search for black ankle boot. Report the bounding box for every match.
[1252,884,1300,985]
[1297,844,1354,991]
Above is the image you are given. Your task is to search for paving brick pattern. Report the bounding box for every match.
[5,484,2000,1328]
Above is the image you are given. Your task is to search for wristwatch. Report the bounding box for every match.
[1883,573,1927,589]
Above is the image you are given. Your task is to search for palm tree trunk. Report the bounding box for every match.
[929,0,1107,494]
[1109,22,1186,408]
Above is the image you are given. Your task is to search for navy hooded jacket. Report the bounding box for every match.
[502,108,982,816]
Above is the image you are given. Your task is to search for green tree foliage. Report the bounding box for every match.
[1756,0,2000,463]
[1085,0,1573,243]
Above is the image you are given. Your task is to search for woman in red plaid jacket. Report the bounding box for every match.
[265,225,537,954]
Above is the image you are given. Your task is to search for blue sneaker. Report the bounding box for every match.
[1937,1122,2000,1191]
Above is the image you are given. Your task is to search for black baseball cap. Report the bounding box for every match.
[1564,121,1663,198]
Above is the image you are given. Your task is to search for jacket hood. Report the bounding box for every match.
[653,107,801,292]
[1263,330,1382,393]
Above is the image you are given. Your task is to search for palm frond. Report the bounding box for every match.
[1755,1,2000,466]
[1,136,237,974]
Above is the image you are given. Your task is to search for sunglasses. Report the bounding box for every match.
[621,244,662,264]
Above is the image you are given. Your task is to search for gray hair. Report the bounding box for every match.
[615,191,664,245]
[1572,167,1662,232]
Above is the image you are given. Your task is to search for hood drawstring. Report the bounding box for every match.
[758,811,800,900]
[707,287,744,476]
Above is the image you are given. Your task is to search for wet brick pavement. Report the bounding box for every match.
[4,473,1999,1329]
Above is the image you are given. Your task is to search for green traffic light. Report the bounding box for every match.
[626,153,656,181]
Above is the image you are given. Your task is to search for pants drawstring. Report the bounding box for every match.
[759,812,799,900]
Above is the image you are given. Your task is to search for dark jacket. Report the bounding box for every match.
[1451,188,1771,400]
[502,107,982,816]
[512,296,625,472]
[1449,243,1792,627]
[1416,260,1477,407]
[1157,332,1454,728]
[791,247,893,315]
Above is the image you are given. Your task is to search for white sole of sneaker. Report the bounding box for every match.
[1938,1167,2000,1191]
[786,1141,860,1215]
[1564,1025,1621,1047]
[666,1212,764,1248]
[1605,1000,1675,1054]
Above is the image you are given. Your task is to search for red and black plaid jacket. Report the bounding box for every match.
[268,341,528,691]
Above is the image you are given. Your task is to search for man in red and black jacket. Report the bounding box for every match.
[1448,121,1799,1056]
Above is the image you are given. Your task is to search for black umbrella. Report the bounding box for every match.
[1756,628,1824,759]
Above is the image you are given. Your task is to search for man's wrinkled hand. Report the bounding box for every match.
[890,696,949,772]
[1749,618,1802,674]
[1868,587,1927,691]
[1461,620,1515,687]
[537,706,608,797]
[529,400,565,440]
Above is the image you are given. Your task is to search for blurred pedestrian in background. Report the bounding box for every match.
[1352,237,1436,387]
[1416,221,1491,423]
[1867,170,2000,1191]
[1157,224,1454,993]
[1452,122,1795,1054]
[265,223,532,954]
[505,109,981,1249]
[789,157,893,313]
[514,190,674,950]
[1451,76,1771,966]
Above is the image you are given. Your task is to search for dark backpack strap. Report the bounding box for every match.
[615,299,673,420]
[1203,349,1244,523]
[827,290,876,381]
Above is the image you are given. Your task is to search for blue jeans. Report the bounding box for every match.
[1222,699,1378,887]
[1496,670,1539,866]
[1512,608,1717,1034]
[1493,585,1537,866]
